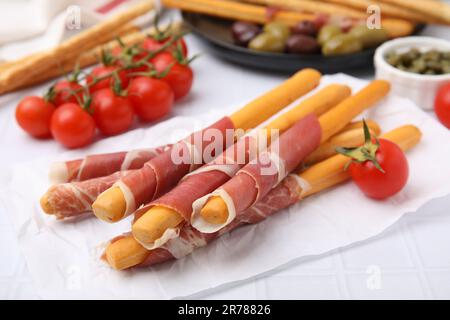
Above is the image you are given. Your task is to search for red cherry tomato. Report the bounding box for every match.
[91,88,135,136]
[50,103,96,148]
[434,83,450,129]
[151,52,194,100]
[15,96,55,138]
[52,80,84,107]
[128,77,174,122]
[349,139,409,200]
[142,36,188,57]
[86,65,130,93]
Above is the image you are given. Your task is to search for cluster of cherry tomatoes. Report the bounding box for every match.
[15,31,194,148]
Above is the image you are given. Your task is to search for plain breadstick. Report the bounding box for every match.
[0,23,137,78]
[304,120,381,165]
[380,0,450,25]
[11,23,182,92]
[0,0,154,94]
[162,0,316,25]
[322,0,442,24]
[242,0,367,19]
[229,69,322,130]
[319,80,390,142]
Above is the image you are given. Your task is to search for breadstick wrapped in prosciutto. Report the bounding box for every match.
[49,147,170,184]
[91,69,322,223]
[104,125,422,270]
[190,114,322,232]
[40,171,132,220]
[192,80,390,232]
[130,84,351,249]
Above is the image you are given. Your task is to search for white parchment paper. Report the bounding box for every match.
[1,74,450,299]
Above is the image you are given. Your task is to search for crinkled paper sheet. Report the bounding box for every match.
[2,74,450,299]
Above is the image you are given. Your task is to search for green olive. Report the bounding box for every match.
[322,34,363,56]
[348,25,388,49]
[263,22,291,41]
[317,25,342,46]
[248,32,285,53]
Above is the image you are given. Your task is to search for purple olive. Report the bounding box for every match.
[231,21,261,47]
[292,20,318,37]
[286,34,320,54]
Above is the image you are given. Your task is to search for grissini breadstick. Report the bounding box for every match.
[197,80,390,227]
[318,80,389,143]
[164,0,414,38]
[10,23,182,93]
[380,18,415,38]
[0,0,154,95]
[0,22,130,75]
[91,69,322,223]
[304,119,381,165]
[162,0,316,25]
[0,23,137,80]
[380,0,450,25]
[341,119,380,132]
[105,124,421,270]
[242,0,367,19]
[322,0,443,23]
[131,84,351,248]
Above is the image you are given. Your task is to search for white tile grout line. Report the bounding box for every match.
[333,249,351,300]
[398,219,435,300]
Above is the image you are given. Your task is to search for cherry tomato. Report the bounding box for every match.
[86,65,129,93]
[52,80,84,107]
[151,52,194,100]
[142,36,188,57]
[15,96,55,138]
[128,77,174,122]
[50,103,96,148]
[91,88,135,136]
[434,83,450,129]
[349,139,409,200]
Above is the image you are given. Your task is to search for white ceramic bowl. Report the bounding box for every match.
[374,36,450,111]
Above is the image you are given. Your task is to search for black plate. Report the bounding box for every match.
[183,12,424,74]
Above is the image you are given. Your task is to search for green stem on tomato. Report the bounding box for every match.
[336,119,385,173]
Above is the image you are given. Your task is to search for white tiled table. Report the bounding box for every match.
[0,23,449,300]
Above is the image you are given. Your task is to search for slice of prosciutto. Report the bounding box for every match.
[134,174,308,268]
[114,117,236,217]
[191,114,322,233]
[42,171,131,220]
[49,146,169,184]
[132,131,263,249]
